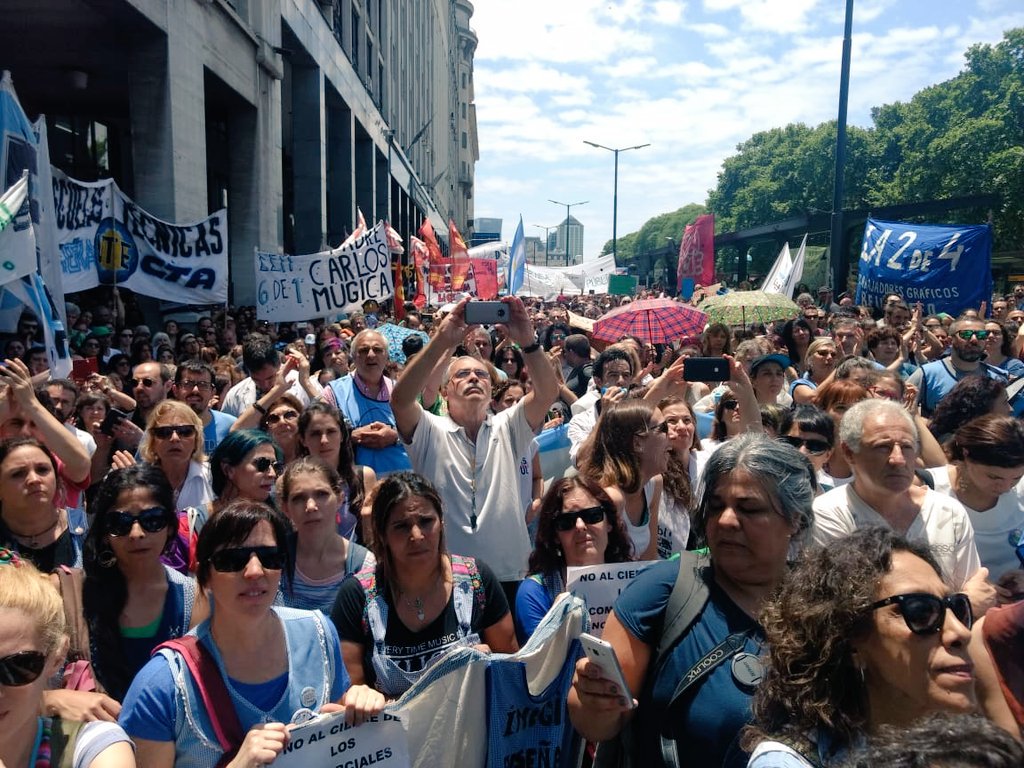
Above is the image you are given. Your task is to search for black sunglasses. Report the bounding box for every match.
[209,546,286,573]
[266,410,299,425]
[0,650,47,686]
[780,436,831,455]
[721,399,739,411]
[251,457,284,474]
[132,377,158,388]
[152,424,197,440]
[869,592,973,636]
[554,506,607,532]
[108,507,168,537]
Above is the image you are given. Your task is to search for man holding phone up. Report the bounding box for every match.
[392,297,559,606]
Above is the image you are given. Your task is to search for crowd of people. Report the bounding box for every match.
[1,281,1023,768]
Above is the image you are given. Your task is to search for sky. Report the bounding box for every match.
[470,0,1024,261]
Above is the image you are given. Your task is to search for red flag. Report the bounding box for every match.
[419,218,452,294]
[677,214,715,290]
[470,258,498,299]
[448,219,471,291]
[418,219,444,263]
[409,236,428,308]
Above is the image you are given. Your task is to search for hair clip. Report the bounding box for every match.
[0,547,24,567]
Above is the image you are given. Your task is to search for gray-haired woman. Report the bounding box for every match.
[568,433,817,768]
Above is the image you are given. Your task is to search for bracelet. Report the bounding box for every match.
[253,401,268,416]
[521,337,542,354]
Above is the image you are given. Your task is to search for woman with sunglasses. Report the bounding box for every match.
[209,430,283,515]
[983,320,1024,377]
[256,394,303,465]
[778,405,835,493]
[297,402,376,543]
[81,465,206,702]
[497,345,525,383]
[330,472,516,698]
[120,500,385,768]
[791,338,839,405]
[744,527,1014,767]
[515,476,632,644]
[278,458,373,612]
[0,549,136,768]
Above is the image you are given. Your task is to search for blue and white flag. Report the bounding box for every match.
[508,216,525,296]
[856,218,992,316]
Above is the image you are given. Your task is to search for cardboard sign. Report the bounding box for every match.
[274,710,410,768]
[565,561,659,636]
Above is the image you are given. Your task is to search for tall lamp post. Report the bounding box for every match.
[532,224,557,265]
[583,141,650,262]
[548,199,588,266]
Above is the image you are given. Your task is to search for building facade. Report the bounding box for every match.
[1,0,477,306]
[555,215,584,266]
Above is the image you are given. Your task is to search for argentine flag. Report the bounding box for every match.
[508,216,526,296]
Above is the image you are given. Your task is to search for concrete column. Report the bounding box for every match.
[326,92,353,246]
[354,122,374,229]
[291,65,325,254]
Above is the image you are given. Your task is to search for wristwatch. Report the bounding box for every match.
[253,401,268,416]
[521,335,541,354]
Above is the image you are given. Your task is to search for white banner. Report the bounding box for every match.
[255,220,394,321]
[499,254,619,299]
[565,560,658,636]
[53,171,229,304]
[0,171,35,283]
[274,711,409,768]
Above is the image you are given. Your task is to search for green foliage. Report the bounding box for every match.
[601,203,706,262]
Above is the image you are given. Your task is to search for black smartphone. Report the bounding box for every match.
[100,408,129,436]
[683,356,729,382]
[463,301,510,325]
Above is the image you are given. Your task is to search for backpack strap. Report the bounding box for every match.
[49,717,84,768]
[655,551,711,673]
[55,567,90,663]
[156,636,244,766]
[355,564,379,636]
[449,554,486,611]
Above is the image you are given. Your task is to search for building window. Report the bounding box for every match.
[461,132,467,149]
[461,72,466,89]
[48,116,112,181]
[352,9,360,72]
[461,103,466,119]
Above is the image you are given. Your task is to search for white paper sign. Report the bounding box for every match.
[274,710,409,768]
[565,560,659,636]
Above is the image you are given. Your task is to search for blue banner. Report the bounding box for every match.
[856,218,992,315]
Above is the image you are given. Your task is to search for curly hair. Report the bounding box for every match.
[527,476,633,575]
[928,376,1008,443]
[657,396,701,510]
[744,527,941,751]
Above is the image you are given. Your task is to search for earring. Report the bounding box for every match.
[98,548,117,568]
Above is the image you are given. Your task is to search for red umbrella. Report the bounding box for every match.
[592,298,707,344]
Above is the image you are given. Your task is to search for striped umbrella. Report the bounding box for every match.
[592,299,707,345]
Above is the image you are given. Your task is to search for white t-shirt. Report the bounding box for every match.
[812,483,980,588]
[930,465,1024,581]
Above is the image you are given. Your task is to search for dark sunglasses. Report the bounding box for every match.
[251,457,284,474]
[108,507,168,536]
[554,506,607,532]
[721,399,739,411]
[266,410,299,425]
[132,377,158,388]
[869,592,972,636]
[152,424,197,440]
[0,650,47,686]
[209,546,286,572]
[780,436,831,455]
[955,329,989,340]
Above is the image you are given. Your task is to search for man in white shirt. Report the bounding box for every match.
[220,335,319,416]
[812,398,993,615]
[46,379,96,457]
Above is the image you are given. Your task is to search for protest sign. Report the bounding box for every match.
[274,711,409,768]
[0,171,35,283]
[53,170,229,304]
[255,221,394,321]
[856,218,992,316]
[565,560,659,636]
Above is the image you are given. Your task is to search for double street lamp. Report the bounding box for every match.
[548,199,588,266]
[532,223,557,265]
[583,140,650,262]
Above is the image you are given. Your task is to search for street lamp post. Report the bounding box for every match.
[583,141,650,262]
[548,199,588,266]
[532,224,557,265]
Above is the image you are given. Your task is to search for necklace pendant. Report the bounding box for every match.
[415,597,425,622]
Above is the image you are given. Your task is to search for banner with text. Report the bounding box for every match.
[256,220,394,321]
[53,171,229,304]
[274,711,409,768]
[566,560,658,636]
[856,218,992,316]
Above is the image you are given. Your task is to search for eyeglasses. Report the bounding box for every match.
[780,435,831,455]
[209,546,286,572]
[956,330,990,340]
[451,368,489,381]
[251,457,284,474]
[119,331,133,338]
[132,377,157,388]
[869,592,972,636]
[266,410,299,425]
[179,380,213,392]
[107,507,168,536]
[151,424,197,440]
[814,349,838,358]
[0,650,47,686]
[644,421,669,435]
[355,345,387,356]
[553,506,607,532]
[721,399,739,411]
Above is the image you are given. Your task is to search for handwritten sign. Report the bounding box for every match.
[274,711,409,768]
[565,561,658,636]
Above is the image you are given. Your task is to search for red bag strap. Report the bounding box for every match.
[156,636,245,764]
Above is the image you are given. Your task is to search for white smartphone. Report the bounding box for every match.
[579,632,636,709]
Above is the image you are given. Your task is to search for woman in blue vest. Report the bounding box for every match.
[119,500,385,768]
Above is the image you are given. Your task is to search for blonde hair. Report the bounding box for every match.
[142,399,207,464]
[0,555,67,655]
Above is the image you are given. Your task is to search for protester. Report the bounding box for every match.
[780,318,813,372]
[330,472,516,697]
[813,379,870,486]
[778,405,835,492]
[927,376,1009,445]
[220,336,319,417]
[656,395,704,557]
[515,476,633,644]
[173,361,236,456]
[119,500,385,767]
[567,345,636,462]
[790,338,838,405]
[750,353,793,406]
[208,430,282,514]
[257,393,303,465]
[568,434,816,768]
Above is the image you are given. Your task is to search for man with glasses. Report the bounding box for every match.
[908,317,1009,417]
[175,361,236,454]
[220,335,319,417]
[320,329,411,475]
[118,361,173,450]
[811,399,991,615]
[567,347,635,463]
